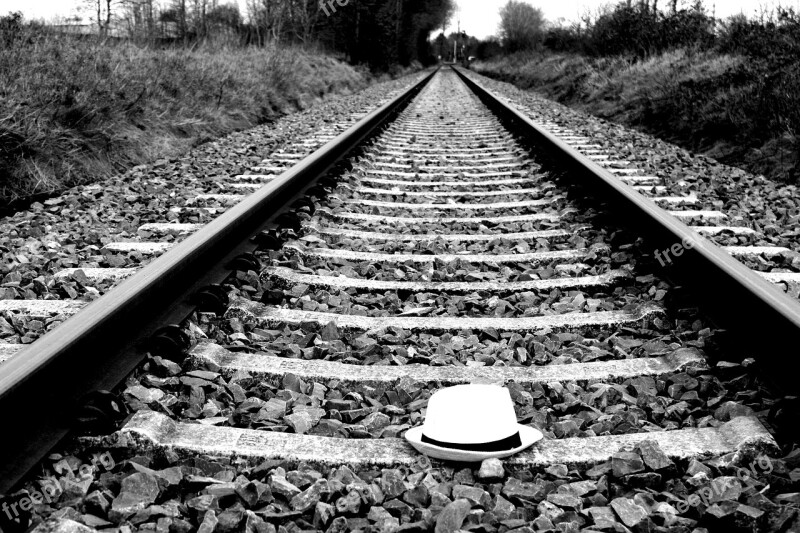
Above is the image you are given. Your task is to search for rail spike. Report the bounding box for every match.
[252,230,284,250]
[292,197,317,216]
[147,325,192,362]
[274,212,303,233]
[226,252,261,273]
[74,390,129,435]
[191,284,230,316]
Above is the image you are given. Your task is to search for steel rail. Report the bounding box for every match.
[454,66,800,393]
[0,69,437,493]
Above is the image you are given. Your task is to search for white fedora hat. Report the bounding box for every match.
[405,384,543,462]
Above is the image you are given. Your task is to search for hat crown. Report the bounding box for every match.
[422,384,519,445]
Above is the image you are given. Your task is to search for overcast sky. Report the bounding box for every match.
[4,0,799,38]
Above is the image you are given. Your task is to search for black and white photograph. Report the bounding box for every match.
[0,0,799,531]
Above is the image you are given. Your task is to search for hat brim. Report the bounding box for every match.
[404,425,543,462]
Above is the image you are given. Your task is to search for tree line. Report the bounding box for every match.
[67,0,454,69]
[479,0,800,61]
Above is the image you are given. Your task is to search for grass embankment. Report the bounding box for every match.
[473,50,800,183]
[0,28,368,207]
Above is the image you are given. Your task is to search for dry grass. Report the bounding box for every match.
[0,27,367,204]
[473,50,798,182]
[472,50,741,113]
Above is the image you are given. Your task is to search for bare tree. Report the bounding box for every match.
[499,0,545,52]
[119,0,156,39]
[192,0,209,37]
[295,0,323,44]
[83,0,118,35]
[172,0,187,38]
[247,0,287,42]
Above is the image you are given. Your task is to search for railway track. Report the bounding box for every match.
[2,67,799,532]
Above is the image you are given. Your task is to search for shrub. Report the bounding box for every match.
[543,26,585,53]
[540,2,715,58]
[656,8,715,51]
[717,8,800,62]
[589,5,661,57]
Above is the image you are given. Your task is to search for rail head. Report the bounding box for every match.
[453,65,800,393]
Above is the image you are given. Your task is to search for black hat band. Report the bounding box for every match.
[421,431,522,452]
